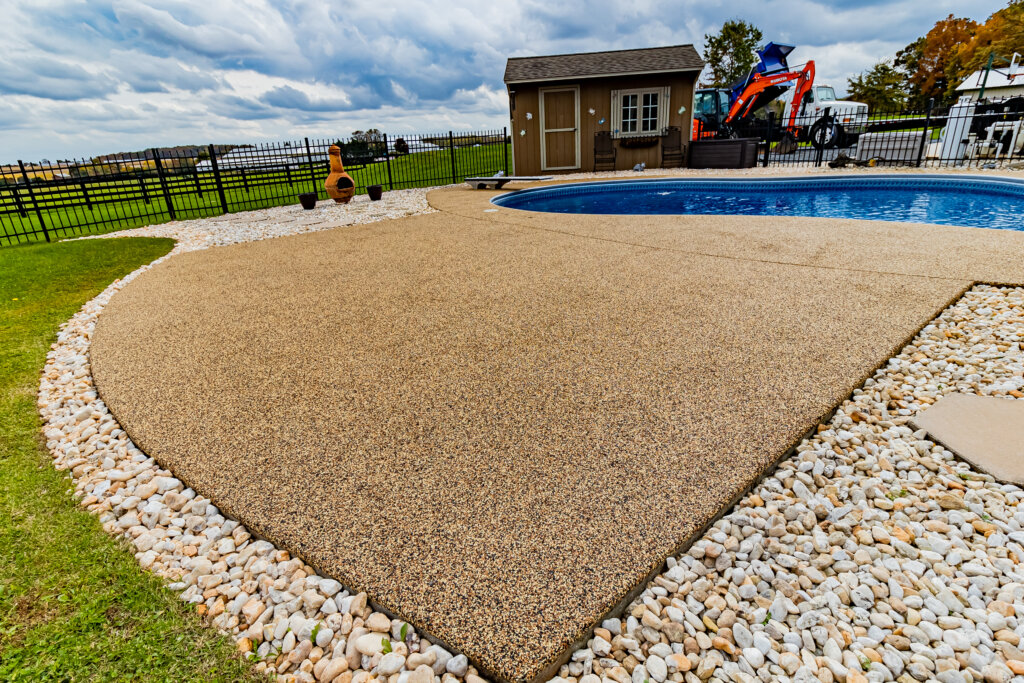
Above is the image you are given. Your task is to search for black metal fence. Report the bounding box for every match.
[1,129,509,245]
[750,97,1024,169]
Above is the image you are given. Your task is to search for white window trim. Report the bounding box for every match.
[610,86,671,138]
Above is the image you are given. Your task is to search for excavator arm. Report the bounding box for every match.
[784,61,815,129]
[692,43,818,141]
[724,60,815,127]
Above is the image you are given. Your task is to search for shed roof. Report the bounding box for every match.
[504,44,704,85]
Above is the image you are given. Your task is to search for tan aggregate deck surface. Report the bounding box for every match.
[91,180,1024,683]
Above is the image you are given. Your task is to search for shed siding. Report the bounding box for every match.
[508,73,696,175]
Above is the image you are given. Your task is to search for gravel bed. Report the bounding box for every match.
[37,179,1024,683]
[76,189,435,249]
[562,285,1024,683]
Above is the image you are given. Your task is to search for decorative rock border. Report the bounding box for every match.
[38,191,490,683]
[36,184,1024,683]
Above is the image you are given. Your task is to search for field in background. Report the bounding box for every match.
[1,132,510,246]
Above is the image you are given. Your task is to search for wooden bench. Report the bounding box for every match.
[465,176,552,190]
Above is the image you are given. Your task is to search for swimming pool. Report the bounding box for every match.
[491,175,1024,230]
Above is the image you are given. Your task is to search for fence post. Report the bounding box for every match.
[503,127,509,175]
[18,160,50,242]
[449,131,457,183]
[763,112,774,168]
[80,179,92,209]
[138,175,151,204]
[208,144,229,213]
[12,185,27,217]
[814,107,831,167]
[285,164,293,188]
[152,150,176,221]
[383,133,394,191]
[915,98,934,168]
[304,138,318,196]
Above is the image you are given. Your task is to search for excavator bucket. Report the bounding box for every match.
[756,42,795,75]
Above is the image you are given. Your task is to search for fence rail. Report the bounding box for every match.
[1,129,510,246]
[9,99,1023,246]
[746,96,1024,170]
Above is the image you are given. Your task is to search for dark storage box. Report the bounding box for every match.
[689,138,760,169]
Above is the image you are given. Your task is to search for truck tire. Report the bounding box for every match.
[810,118,840,150]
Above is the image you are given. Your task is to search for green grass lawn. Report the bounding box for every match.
[1,143,510,246]
[0,237,259,681]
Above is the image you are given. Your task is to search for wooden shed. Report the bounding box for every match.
[504,45,704,175]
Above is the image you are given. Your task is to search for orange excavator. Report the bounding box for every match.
[693,42,822,146]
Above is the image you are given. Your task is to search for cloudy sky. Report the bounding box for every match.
[0,0,1007,162]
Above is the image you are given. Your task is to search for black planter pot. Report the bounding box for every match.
[367,185,384,201]
[298,192,318,210]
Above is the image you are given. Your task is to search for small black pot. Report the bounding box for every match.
[367,185,384,201]
[298,192,318,210]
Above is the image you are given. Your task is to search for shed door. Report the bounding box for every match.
[540,87,580,170]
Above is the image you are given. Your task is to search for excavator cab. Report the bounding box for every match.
[692,90,732,139]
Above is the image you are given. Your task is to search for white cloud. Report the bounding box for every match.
[0,0,1009,161]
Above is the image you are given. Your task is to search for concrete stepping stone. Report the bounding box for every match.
[911,393,1024,485]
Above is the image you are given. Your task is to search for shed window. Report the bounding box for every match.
[641,92,659,131]
[622,94,639,132]
[611,87,671,137]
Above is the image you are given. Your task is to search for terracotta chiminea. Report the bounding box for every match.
[325,144,355,203]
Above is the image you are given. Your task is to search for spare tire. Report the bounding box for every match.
[810,118,841,150]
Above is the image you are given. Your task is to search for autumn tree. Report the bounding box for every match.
[894,37,925,105]
[702,20,764,87]
[896,15,977,107]
[950,0,1024,98]
[847,61,909,111]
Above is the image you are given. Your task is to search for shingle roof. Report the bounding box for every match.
[503,45,704,84]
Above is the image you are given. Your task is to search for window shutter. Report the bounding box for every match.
[659,86,671,132]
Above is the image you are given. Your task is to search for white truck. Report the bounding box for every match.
[780,84,869,148]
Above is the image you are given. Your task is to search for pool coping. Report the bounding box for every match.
[488,173,1024,230]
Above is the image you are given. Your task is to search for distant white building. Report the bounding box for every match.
[195,147,321,171]
[194,138,444,172]
[956,54,1024,100]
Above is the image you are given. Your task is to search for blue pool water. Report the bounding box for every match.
[491,175,1024,230]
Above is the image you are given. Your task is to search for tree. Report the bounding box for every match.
[337,129,387,165]
[896,15,977,107]
[350,129,384,143]
[894,37,925,105]
[950,1,1024,99]
[701,20,764,87]
[847,61,909,111]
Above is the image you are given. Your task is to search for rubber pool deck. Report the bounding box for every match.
[91,182,1024,683]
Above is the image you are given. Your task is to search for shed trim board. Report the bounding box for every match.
[510,121,517,175]
[505,66,703,85]
[539,86,581,171]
